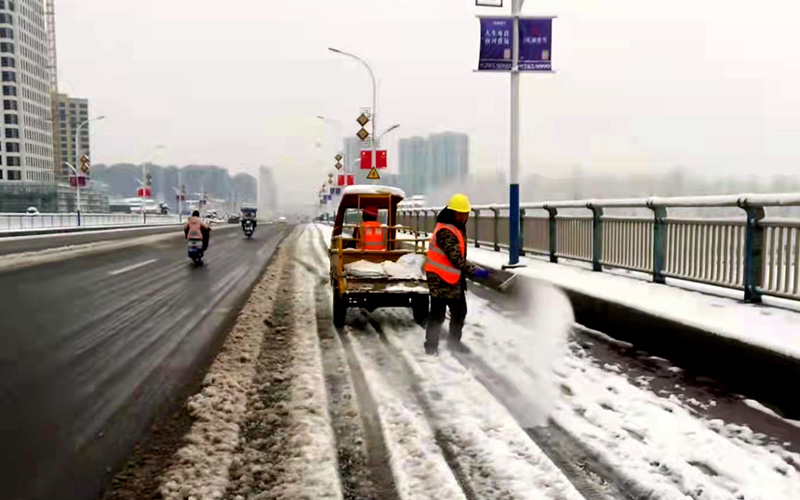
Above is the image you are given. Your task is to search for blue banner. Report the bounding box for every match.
[478,18,513,70]
[519,18,552,71]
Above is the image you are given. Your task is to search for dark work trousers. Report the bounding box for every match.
[424,289,468,349]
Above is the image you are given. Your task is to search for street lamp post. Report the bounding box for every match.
[328,47,378,180]
[508,0,525,267]
[73,115,105,223]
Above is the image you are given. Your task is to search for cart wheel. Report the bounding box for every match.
[333,293,347,328]
[412,295,429,325]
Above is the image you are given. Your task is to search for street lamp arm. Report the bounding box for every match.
[377,124,401,140]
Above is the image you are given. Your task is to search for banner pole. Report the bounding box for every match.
[508,0,523,266]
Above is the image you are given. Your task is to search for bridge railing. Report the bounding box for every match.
[0,213,181,233]
[398,193,800,303]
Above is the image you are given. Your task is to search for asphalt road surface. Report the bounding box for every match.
[0,223,291,500]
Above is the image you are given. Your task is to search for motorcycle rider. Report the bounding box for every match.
[184,210,210,252]
[241,207,257,233]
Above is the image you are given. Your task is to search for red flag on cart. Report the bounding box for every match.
[360,150,387,169]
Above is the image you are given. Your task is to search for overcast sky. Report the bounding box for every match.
[55,0,800,203]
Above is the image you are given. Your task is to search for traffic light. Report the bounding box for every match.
[145,172,153,187]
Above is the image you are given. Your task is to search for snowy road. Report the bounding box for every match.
[0,223,291,500]
[101,224,800,500]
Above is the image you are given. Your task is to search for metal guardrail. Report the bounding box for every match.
[397,193,800,304]
[0,213,181,232]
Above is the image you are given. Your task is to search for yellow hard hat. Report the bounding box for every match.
[447,193,471,213]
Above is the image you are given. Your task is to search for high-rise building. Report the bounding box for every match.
[399,136,428,196]
[398,132,469,195]
[428,132,469,189]
[258,165,278,215]
[0,0,54,185]
[52,93,89,176]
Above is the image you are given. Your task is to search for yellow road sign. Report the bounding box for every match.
[366,167,380,180]
[356,113,370,126]
[335,153,343,162]
[335,162,343,170]
[356,128,370,141]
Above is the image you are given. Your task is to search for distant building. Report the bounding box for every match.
[0,0,55,186]
[258,165,277,216]
[399,136,428,196]
[52,93,90,177]
[397,132,469,196]
[429,132,469,189]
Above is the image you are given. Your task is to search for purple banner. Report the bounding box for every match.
[478,18,512,70]
[519,18,552,71]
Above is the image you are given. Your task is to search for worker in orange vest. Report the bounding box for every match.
[357,206,386,251]
[424,194,489,355]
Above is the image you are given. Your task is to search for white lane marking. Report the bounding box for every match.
[108,258,158,276]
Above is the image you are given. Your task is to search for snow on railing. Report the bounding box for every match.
[0,212,181,233]
[397,193,800,304]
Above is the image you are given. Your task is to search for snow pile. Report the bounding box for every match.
[345,260,386,278]
[552,350,800,499]
[346,254,427,279]
[384,253,426,279]
[158,241,287,500]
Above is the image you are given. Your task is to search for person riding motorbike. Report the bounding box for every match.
[184,210,210,251]
[241,207,257,232]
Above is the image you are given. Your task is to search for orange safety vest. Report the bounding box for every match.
[186,217,204,240]
[360,221,386,250]
[425,223,466,285]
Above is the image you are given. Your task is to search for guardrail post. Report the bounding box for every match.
[490,207,500,251]
[76,211,81,227]
[589,204,603,272]
[649,204,667,283]
[519,208,526,256]
[546,206,558,263]
[740,201,766,303]
[472,208,481,248]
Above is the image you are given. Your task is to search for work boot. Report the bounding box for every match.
[447,338,470,354]
[424,343,439,356]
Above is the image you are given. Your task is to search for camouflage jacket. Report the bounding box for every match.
[427,226,476,299]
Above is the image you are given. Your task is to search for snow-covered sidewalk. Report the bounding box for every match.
[467,247,800,361]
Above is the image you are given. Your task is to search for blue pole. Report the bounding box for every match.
[509,183,520,265]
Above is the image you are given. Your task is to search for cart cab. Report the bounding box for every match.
[329,185,429,327]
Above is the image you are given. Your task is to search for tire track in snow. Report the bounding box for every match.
[311,258,401,500]
[362,317,480,500]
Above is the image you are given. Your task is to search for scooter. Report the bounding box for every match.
[187,239,204,266]
[242,219,255,239]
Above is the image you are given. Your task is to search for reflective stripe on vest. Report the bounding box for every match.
[361,221,386,250]
[425,223,465,285]
[187,217,203,240]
